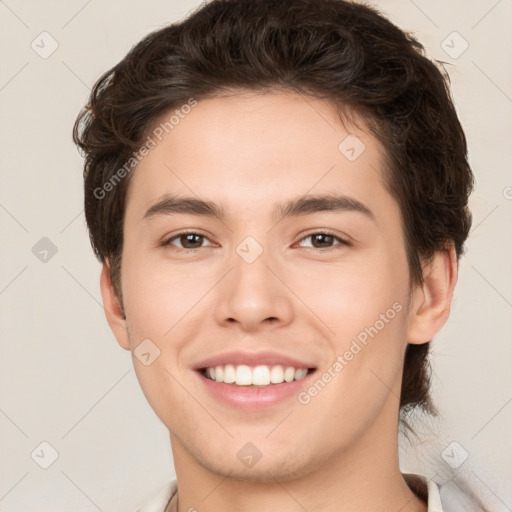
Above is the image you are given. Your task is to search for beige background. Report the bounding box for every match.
[0,0,511,510]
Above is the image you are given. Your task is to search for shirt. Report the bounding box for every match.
[136,472,444,511]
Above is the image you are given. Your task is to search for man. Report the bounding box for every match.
[73,0,479,510]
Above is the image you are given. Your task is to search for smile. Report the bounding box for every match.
[201,364,312,386]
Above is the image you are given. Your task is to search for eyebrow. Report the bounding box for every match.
[142,193,375,222]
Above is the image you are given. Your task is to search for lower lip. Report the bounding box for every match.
[195,370,316,410]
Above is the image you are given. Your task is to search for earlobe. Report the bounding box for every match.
[406,244,458,344]
[99,261,131,351]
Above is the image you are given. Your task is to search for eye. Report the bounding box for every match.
[162,230,350,252]
[296,231,350,250]
[163,232,215,250]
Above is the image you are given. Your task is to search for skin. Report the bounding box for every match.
[100,90,457,512]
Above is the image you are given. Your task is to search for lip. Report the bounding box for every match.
[194,367,318,410]
[192,350,316,371]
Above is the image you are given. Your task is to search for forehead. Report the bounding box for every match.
[125,91,393,221]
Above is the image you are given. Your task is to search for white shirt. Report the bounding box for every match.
[136,473,444,511]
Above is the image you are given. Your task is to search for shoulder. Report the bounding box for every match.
[136,478,178,512]
[403,472,444,511]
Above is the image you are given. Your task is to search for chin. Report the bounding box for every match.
[197,451,317,483]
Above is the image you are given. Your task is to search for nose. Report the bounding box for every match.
[213,243,294,332]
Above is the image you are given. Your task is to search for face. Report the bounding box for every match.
[107,90,423,482]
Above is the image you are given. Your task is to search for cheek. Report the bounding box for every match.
[122,251,208,338]
[295,266,409,439]
[289,248,410,397]
[287,247,410,337]
[121,254,209,423]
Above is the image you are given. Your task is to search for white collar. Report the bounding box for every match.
[136,478,177,512]
[402,471,444,511]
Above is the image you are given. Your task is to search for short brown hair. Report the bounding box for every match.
[73,0,474,433]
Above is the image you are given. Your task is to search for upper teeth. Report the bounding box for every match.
[204,364,309,386]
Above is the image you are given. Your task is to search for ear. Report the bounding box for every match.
[406,244,458,344]
[99,260,131,351]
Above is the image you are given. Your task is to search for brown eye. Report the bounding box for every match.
[311,233,335,248]
[297,232,350,250]
[164,232,211,250]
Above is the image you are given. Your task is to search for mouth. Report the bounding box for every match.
[191,349,319,409]
[194,364,318,410]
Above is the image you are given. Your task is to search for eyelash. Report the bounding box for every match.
[162,230,351,252]
[298,230,351,251]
